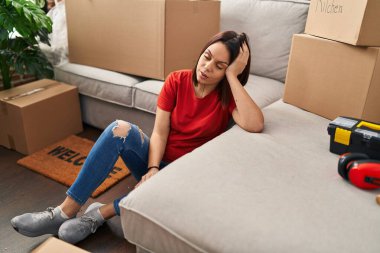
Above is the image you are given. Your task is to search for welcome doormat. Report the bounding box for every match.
[17,135,131,197]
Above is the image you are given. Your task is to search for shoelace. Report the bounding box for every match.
[46,207,55,219]
[80,215,98,233]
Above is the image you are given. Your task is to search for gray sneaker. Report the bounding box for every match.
[10,207,70,237]
[58,202,105,244]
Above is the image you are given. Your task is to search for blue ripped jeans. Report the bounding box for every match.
[66,120,168,215]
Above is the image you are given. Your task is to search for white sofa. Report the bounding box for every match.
[53,0,380,252]
[120,100,380,253]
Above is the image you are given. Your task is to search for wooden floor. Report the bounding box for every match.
[0,124,137,253]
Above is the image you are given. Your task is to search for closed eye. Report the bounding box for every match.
[216,64,224,70]
[203,50,228,70]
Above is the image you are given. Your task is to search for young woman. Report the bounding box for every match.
[11,31,264,244]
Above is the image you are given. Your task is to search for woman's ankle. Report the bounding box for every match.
[99,203,116,220]
[59,205,79,218]
[60,197,81,218]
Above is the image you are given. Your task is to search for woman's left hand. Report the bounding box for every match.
[226,42,250,77]
[134,167,159,189]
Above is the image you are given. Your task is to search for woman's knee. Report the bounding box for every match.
[112,120,131,138]
[111,120,145,144]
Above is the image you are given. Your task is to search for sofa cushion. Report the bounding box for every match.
[133,80,164,114]
[54,63,144,107]
[246,74,284,108]
[221,0,310,82]
[119,100,380,253]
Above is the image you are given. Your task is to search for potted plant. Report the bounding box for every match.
[0,0,53,90]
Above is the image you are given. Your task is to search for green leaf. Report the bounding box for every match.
[12,1,23,15]
[0,28,7,41]
[23,7,32,22]
[35,0,46,9]
[9,37,28,52]
[0,0,53,88]
[14,57,26,74]
[37,28,51,46]
[0,12,6,26]
[15,46,53,78]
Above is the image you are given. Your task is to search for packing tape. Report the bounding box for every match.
[1,83,59,102]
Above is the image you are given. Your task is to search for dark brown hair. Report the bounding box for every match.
[192,31,251,107]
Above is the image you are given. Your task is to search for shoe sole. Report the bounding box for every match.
[11,224,44,237]
[11,220,58,237]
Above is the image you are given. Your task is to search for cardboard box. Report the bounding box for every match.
[65,0,220,80]
[32,237,89,253]
[283,34,380,123]
[305,0,380,46]
[0,79,83,154]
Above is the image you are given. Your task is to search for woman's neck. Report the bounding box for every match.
[195,83,218,98]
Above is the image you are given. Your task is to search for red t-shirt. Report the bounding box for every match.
[157,70,236,162]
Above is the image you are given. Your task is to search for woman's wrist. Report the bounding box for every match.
[147,165,160,171]
[226,73,241,89]
[226,70,238,81]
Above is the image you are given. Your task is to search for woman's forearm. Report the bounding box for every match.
[148,130,169,168]
[227,73,264,132]
[147,108,171,168]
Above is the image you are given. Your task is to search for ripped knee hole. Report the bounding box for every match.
[112,120,131,139]
[112,120,145,144]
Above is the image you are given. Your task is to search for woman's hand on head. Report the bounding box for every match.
[226,42,250,78]
[134,167,160,189]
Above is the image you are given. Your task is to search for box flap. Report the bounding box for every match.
[0,79,56,101]
[0,80,76,108]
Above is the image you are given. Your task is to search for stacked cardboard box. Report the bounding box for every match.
[65,0,220,80]
[283,0,380,124]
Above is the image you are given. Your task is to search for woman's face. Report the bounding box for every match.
[196,42,230,86]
